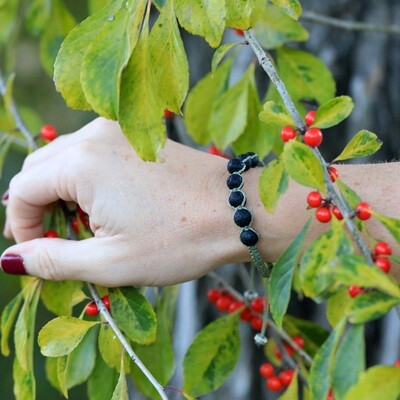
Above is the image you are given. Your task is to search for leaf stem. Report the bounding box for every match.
[88,283,170,400]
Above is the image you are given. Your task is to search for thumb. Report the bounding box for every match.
[0,236,124,285]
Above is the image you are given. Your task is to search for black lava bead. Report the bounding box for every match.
[240,228,259,246]
[229,190,246,207]
[226,173,243,190]
[234,208,252,227]
[227,158,245,174]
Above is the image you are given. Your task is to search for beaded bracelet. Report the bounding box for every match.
[226,153,270,278]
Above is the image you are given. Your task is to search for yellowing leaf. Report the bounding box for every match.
[13,356,35,400]
[225,0,256,29]
[175,0,226,47]
[38,317,98,357]
[269,0,302,20]
[111,357,129,400]
[313,96,354,129]
[1,291,23,356]
[259,100,295,127]
[99,324,125,371]
[211,43,239,73]
[149,0,189,113]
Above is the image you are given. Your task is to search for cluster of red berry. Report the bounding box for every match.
[85,295,111,316]
[259,362,294,392]
[207,288,265,331]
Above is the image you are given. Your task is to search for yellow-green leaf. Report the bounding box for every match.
[373,212,400,246]
[183,312,241,397]
[326,289,351,328]
[87,355,119,400]
[343,366,400,400]
[269,0,302,19]
[0,0,20,45]
[88,0,112,14]
[335,130,382,162]
[211,43,239,73]
[282,140,325,193]
[252,4,308,49]
[81,7,131,119]
[312,96,354,129]
[184,58,232,145]
[13,356,35,400]
[0,289,22,356]
[149,0,189,113]
[38,317,98,357]
[175,0,226,48]
[111,357,129,400]
[225,0,256,29]
[259,100,295,127]
[98,324,125,371]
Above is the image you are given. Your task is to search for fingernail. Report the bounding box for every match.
[1,189,9,206]
[1,254,27,275]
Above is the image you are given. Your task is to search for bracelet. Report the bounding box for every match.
[226,153,270,278]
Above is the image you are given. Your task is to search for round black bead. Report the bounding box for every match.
[237,154,252,170]
[250,155,259,168]
[240,228,259,246]
[229,190,246,208]
[234,208,252,227]
[227,173,243,190]
[227,158,245,174]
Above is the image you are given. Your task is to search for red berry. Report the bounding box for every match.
[207,145,227,158]
[163,109,174,119]
[240,307,253,322]
[284,343,295,357]
[332,206,343,220]
[293,336,305,348]
[328,166,339,182]
[274,346,282,360]
[85,301,99,316]
[304,127,323,147]
[279,369,294,386]
[355,202,372,220]
[316,206,332,223]
[394,360,400,367]
[348,285,362,298]
[259,362,275,378]
[40,124,57,141]
[44,229,59,238]
[250,316,263,331]
[228,301,244,313]
[234,28,244,36]
[71,217,79,233]
[77,207,90,229]
[207,288,221,304]
[374,241,392,256]
[101,295,111,311]
[281,126,297,142]
[305,110,317,126]
[250,297,265,313]
[266,376,283,392]
[374,257,391,273]
[326,389,335,400]
[307,191,322,208]
[215,295,232,312]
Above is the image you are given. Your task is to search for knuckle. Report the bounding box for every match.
[35,245,64,281]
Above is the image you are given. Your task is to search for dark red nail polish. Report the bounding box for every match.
[1,254,27,275]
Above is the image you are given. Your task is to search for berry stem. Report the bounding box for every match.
[88,283,170,400]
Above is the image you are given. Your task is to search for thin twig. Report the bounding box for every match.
[88,284,170,400]
[244,29,373,264]
[301,11,400,36]
[208,271,245,301]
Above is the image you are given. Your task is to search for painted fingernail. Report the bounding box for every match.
[1,254,27,275]
[1,189,9,206]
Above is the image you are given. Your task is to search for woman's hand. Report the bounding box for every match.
[1,118,248,286]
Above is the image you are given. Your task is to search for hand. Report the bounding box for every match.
[1,118,248,286]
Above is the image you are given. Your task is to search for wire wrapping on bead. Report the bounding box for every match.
[226,153,270,278]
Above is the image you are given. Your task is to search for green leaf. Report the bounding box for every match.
[326,289,351,327]
[41,280,83,316]
[208,68,250,149]
[259,101,295,127]
[39,0,76,75]
[372,212,400,246]
[149,0,189,113]
[0,0,20,46]
[282,140,325,193]
[45,357,61,392]
[1,291,23,356]
[81,7,131,119]
[335,130,382,162]
[300,225,352,299]
[109,287,157,345]
[184,58,232,144]
[332,324,365,400]
[98,324,126,371]
[88,0,112,14]
[225,0,256,29]
[269,0,302,19]
[13,356,35,400]
[343,366,400,400]
[38,317,98,357]
[211,43,239,73]
[54,1,124,110]
[312,96,354,129]
[25,0,51,35]
[348,291,400,324]
[252,4,308,49]
[335,255,400,299]
[309,319,345,400]
[119,15,166,161]
[270,219,311,327]
[87,355,119,400]
[175,0,226,48]
[183,312,241,397]
[111,357,129,400]
[336,180,362,208]
[278,370,298,400]
[56,356,69,397]
[0,134,13,178]
[259,158,289,213]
